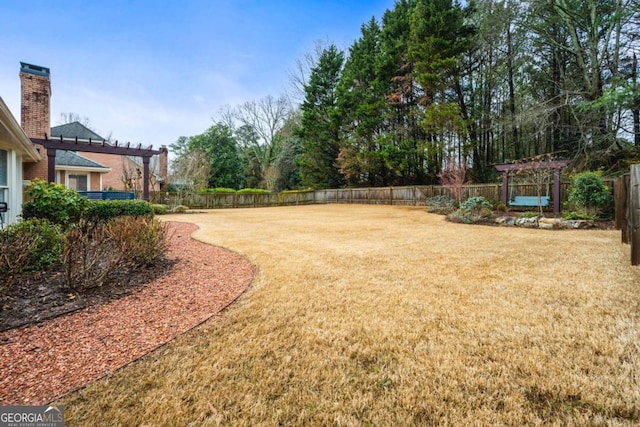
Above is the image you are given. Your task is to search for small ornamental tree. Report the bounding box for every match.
[438,155,469,202]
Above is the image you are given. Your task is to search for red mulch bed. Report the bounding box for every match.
[0,221,254,405]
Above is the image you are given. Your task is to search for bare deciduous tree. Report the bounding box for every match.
[169,151,210,204]
[287,38,334,104]
[121,157,160,193]
[232,95,292,191]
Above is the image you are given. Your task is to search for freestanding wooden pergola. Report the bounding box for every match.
[30,135,166,201]
[495,160,570,214]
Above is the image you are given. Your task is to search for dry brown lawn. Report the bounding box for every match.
[59,205,640,426]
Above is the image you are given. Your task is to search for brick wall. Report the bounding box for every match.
[22,143,47,181]
[90,172,101,190]
[80,152,165,191]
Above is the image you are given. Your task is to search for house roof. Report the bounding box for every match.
[0,96,40,162]
[56,150,110,170]
[50,121,105,141]
[49,122,110,171]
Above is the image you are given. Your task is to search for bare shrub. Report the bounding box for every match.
[116,217,169,267]
[64,217,169,292]
[64,223,125,291]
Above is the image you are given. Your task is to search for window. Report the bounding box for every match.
[0,149,7,203]
[68,174,88,191]
[0,149,7,187]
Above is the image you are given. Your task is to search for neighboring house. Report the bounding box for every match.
[54,150,111,191]
[50,122,163,191]
[0,96,40,225]
[19,62,167,193]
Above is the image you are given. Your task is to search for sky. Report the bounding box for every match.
[0,0,393,151]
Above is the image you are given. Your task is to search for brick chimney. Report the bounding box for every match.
[20,62,50,138]
[20,62,51,181]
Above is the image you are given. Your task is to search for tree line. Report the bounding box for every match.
[171,0,640,192]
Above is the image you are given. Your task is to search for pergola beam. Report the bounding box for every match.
[31,136,164,201]
[494,160,570,172]
[31,137,162,157]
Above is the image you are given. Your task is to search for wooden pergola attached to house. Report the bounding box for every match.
[495,160,570,214]
[31,135,167,201]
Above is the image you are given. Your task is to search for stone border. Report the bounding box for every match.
[494,216,595,229]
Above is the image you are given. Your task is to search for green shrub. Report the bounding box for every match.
[21,179,88,227]
[446,210,475,224]
[446,207,493,224]
[171,205,189,213]
[459,196,492,212]
[151,204,168,215]
[281,189,312,194]
[562,211,596,221]
[487,199,500,209]
[567,171,612,219]
[0,219,64,279]
[83,200,154,224]
[200,188,237,194]
[425,195,456,214]
[237,188,271,194]
[518,211,540,219]
[496,203,509,212]
[445,196,493,224]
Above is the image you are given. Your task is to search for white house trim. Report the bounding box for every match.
[55,165,112,173]
[0,97,40,225]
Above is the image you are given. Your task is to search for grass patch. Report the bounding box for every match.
[58,205,640,426]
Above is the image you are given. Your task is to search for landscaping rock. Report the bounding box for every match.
[561,220,595,229]
[495,217,515,226]
[515,217,539,228]
[490,215,604,230]
[538,218,562,229]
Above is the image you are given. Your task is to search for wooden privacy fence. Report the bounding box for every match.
[150,191,317,209]
[150,182,586,209]
[617,165,640,266]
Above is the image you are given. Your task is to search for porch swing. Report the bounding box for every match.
[508,171,551,208]
[495,159,570,214]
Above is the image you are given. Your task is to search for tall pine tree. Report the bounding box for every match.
[298,45,345,189]
[337,18,393,186]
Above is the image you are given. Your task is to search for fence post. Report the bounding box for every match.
[616,175,629,243]
[631,165,640,266]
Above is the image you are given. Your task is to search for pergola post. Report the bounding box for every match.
[47,148,56,183]
[553,168,561,214]
[142,156,150,201]
[501,171,509,205]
